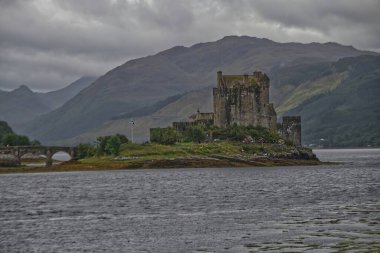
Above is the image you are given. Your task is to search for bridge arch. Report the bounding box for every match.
[0,146,78,167]
[46,147,78,167]
[52,151,72,161]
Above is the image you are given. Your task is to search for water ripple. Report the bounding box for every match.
[0,149,379,252]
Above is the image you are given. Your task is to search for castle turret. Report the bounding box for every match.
[253,71,262,79]
[243,73,248,83]
[217,71,223,88]
[281,116,302,146]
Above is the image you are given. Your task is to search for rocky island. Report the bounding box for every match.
[0,141,320,174]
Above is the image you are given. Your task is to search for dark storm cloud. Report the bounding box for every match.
[0,0,379,91]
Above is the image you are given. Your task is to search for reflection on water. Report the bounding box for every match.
[314,148,380,167]
[0,149,379,252]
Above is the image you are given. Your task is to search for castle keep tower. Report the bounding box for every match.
[156,70,303,146]
[213,71,277,129]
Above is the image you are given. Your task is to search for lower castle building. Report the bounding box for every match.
[154,71,302,146]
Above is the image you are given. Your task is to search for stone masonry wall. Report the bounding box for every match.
[213,71,277,130]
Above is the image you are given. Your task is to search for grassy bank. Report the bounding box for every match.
[0,142,323,174]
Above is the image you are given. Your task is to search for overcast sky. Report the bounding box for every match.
[1,0,379,91]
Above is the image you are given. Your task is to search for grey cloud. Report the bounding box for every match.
[251,0,379,29]
[251,0,380,42]
[0,0,379,91]
[0,47,118,91]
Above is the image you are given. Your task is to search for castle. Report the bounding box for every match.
[159,71,301,146]
[213,71,277,129]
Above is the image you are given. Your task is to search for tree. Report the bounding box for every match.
[95,136,109,156]
[105,135,122,155]
[30,140,41,146]
[95,134,128,156]
[0,121,14,141]
[0,121,40,147]
[150,128,178,145]
[2,133,30,146]
[116,134,129,144]
[184,125,206,143]
[77,143,96,159]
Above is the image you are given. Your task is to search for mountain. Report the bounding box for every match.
[38,76,96,109]
[285,55,380,147]
[0,85,51,125]
[63,55,380,147]
[60,87,214,144]
[0,76,95,128]
[19,36,378,144]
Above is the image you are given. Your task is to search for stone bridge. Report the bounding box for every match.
[0,146,78,167]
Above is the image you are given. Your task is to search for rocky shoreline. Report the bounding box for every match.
[0,141,324,174]
[0,153,323,174]
[122,149,321,169]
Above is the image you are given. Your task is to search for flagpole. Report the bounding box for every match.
[130,119,135,143]
[131,123,134,143]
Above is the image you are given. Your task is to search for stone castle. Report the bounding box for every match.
[213,71,277,129]
[164,71,301,146]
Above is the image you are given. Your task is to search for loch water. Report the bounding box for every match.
[0,149,379,252]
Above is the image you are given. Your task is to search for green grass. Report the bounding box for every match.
[0,141,321,174]
[93,141,244,160]
[120,142,251,158]
[80,141,301,165]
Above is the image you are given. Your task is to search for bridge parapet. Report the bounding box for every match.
[0,146,78,167]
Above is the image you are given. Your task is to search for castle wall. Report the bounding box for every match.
[172,122,196,132]
[213,88,227,127]
[213,71,276,130]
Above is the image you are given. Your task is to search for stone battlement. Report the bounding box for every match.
[217,71,269,90]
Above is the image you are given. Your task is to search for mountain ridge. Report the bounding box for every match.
[60,55,380,146]
[285,55,380,147]
[17,36,379,144]
[38,76,97,109]
[0,76,95,127]
[0,85,51,126]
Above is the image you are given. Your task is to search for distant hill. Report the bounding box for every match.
[38,76,96,109]
[19,36,378,144]
[285,55,380,147]
[64,55,380,147]
[60,87,214,144]
[0,76,95,127]
[0,85,51,125]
